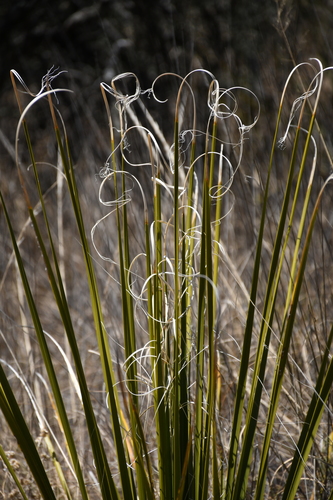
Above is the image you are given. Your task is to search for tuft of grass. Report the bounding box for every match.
[1,60,333,499]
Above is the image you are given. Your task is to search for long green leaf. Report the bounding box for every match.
[0,189,85,500]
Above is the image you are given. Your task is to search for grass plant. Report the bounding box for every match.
[1,60,333,499]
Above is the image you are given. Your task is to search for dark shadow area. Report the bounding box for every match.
[1,0,333,179]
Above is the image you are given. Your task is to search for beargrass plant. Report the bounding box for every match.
[1,59,333,499]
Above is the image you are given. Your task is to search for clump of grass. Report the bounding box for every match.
[0,60,333,500]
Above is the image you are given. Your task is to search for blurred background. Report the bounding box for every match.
[1,2,333,496]
[1,0,333,92]
[1,0,333,154]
